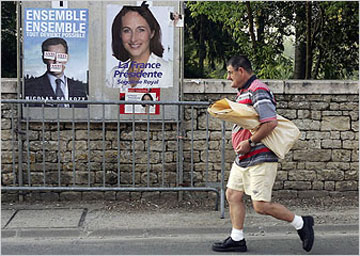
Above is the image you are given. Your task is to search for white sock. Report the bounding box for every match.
[291,215,304,230]
[230,227,244,241]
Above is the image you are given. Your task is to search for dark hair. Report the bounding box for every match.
[141,93,154,107]
[226,55,252,73]
[112,4,164,61]
[42,37,68,54]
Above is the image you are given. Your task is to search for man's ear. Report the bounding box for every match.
[42,55,47,65]
[238,67,245,74]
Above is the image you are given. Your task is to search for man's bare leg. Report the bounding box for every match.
[227,188,246,229]
[212,188,248,252]
[252,200,314,252]
[252,200,294,222]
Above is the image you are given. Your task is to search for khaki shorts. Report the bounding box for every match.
[227,162,278,202]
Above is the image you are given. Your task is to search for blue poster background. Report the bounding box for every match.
[24,8,89,83]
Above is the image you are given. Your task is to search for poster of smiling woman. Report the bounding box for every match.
[105,2,174,92]
[23,8,89,108]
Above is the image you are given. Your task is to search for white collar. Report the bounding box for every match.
[47,73,66,85]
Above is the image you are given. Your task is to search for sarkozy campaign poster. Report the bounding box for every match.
[23,8,89,107]
[105,4,174,92]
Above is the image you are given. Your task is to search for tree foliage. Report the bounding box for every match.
[311,1,359,79]
[185,1,359,80]
[1,1,17,78]
[1,1,358,80]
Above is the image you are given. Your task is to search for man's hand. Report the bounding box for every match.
[235,139,251,155]
[235,120,278,155]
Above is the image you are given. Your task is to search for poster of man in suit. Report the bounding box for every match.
[23,8,89,108]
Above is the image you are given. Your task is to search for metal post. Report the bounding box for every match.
[72,105,76,185]
[220,121,226,219]
[177,104,184,201]
[87,105,91,186]
[16,1,24,201]
[42,105,46,186]
[177,0,185,201]
[132,105,136,186]
[205,110,209,185]
[161,105,165,187]
[117,106,121,187]
[57,105,61,186]
[190,106,194,187]
[102,104,106,187]
[11,104,17,186]
[146,111,150,187]
[26,105,31,187]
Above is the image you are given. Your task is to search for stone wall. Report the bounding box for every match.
[1,78,358,201]
[183,79,359,199]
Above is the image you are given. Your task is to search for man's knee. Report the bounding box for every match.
[252,201,268,215]
[226,188,244,204]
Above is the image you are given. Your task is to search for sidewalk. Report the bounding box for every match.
[2,196,359,240]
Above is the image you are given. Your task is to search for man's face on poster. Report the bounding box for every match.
[43,44,68,77]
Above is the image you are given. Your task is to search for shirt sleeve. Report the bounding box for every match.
[251,89,277,123]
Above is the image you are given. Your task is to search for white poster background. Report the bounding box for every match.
[23,8,89,83]
[124,91,157,114]
[105,4,174,91]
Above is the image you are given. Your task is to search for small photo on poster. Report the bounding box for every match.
[23,8,89,108]
[106,3,174,92]
[120,88,160,115]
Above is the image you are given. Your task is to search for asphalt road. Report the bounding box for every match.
[2,233,358,255]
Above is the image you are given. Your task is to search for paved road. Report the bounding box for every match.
[2,233,358,255]
[2,200,358,255]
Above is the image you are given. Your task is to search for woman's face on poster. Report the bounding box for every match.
[143,94,152,101]
[121,11,155,61]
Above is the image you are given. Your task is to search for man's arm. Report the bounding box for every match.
[235,119,278,154]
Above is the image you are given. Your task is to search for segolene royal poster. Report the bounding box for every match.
[105,4,174,92]
[120,88,160,115]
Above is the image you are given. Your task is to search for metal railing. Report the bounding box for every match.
[1,99,226,218]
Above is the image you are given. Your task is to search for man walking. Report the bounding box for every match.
[212,55,314,253]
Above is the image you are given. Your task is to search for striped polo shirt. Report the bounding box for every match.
[232,75,278,167]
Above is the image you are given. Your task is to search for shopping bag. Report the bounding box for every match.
[208,98,300,159]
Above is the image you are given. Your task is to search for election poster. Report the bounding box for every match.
[105,4,174,92]
[119,88,160,115]
[23,8,89,108]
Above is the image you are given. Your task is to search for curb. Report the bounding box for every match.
[2,228,81,239]
[86,224,359,238]
[2,224,358,239]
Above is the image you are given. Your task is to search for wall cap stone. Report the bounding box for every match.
[284,80,359,94]
[184,79,358,95]
[2,78,358,95]
[184,79,285,94]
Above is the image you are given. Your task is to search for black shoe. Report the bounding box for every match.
[212,236,247,252]
[297,216,315,252]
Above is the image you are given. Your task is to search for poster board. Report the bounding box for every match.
[23,7,89,107]
[120,88,160,115]
[21,1,181,122]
